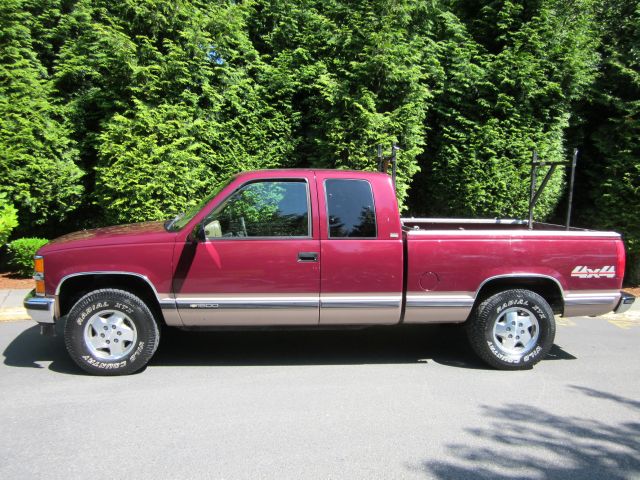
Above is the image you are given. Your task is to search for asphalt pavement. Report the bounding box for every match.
[1,300,639,479]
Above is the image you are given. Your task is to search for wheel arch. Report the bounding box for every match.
[57,272,166,325]
[473,275,565,315]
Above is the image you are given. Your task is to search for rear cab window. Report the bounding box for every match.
[325,179,377,238]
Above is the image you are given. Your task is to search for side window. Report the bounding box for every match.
[325,179,377,238]
[204,180,309,238]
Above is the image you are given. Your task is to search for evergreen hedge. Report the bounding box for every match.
[0,0,637,282]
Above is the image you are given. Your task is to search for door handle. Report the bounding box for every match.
[298,252,318,262]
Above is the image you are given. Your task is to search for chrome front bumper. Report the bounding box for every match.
[614,291,636,314]
[24,290,56,324]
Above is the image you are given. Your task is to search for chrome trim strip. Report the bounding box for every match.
[176,299,318,309]
[407,230,620,238]
[320,295,401,309]
[24,291,56,324]
[174,295,402,310]
[405,294,475,309]
[321,301,401,309]
[55,271,161,299]
[406,300,474,308]
[173,293,316,300]
[402,218,526,225]
[475,274,565,298]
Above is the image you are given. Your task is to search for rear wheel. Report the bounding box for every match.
[64,289,160,376]
[466,289,555,370]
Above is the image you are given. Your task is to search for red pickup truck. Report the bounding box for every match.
[24,169,634,375]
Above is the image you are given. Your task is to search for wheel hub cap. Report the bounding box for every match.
[84,310,137,361]
[492,307,539,356]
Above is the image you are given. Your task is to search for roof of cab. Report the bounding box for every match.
[237,168,390,178]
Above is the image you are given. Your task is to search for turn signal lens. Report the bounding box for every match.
[34,256,44,274]
[34,256,45,296]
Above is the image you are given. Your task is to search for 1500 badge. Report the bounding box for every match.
[571,265,616,279]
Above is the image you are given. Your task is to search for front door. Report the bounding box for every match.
[174,176,320,326]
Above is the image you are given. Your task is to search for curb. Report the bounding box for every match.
[0,307,30,322]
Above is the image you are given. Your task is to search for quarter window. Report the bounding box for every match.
[325,179,377,238]
[204,180,309,238]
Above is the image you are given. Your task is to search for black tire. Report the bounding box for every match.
[64,289,160,376]
[466,289,555,370]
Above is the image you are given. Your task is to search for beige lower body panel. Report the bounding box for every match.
[167,293,403,327]
[159,289,622,327]
[177,307,320,326]
[159,299,183,326]
[562,290,620,318]
[404,306,473,323]
[172,294,319,326]
[403,293,474,324]
[319,295,402,325]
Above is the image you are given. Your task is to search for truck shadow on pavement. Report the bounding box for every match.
[417,386,640,480]
[2,325,79,374]
[3,323,576,374]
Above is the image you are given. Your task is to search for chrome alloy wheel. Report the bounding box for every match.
[492,307,540,356]
[83,310,138,361]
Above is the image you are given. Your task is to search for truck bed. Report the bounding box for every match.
[400,217,623,325]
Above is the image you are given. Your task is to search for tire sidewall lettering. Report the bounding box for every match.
[496,299,529,315]
[66,289,159,375]
[82,355,127,370]
[471,289,556,370]
[129,341,145,363]
[76,301,111,326]
[487,341,521,364]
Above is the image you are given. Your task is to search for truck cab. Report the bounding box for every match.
[167,169,403,327]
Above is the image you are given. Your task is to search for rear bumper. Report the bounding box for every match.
[614,291,635,314]
[23,290,56,324]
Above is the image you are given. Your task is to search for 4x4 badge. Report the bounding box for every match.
[571,265,616,279]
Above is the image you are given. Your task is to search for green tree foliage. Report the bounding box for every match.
[248,0,434,206]
[409,0,598,218]
[52,0,294,224]
[0,0,83,228]
[0,192,19,245]
[0,0,637,282]
[571,0,640,283]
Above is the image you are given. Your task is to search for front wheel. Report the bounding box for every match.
[64,289,160,376]
[466,289,556,370]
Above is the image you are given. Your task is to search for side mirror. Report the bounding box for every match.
[190,223,206,242]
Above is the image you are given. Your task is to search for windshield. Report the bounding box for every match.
[165,175,236,231]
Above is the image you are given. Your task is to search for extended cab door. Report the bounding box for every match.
[173,173,320,326]
[315,172,404,325]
